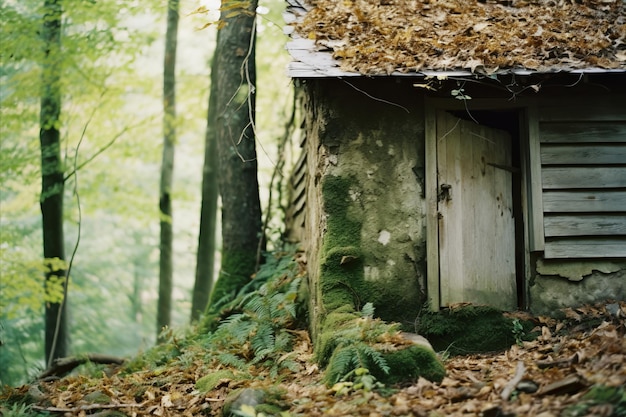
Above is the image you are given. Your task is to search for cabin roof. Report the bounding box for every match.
[285,0,626,78]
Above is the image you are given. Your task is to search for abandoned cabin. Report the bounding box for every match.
[283,0,626,328]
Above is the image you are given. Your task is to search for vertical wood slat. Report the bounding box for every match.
[527,106,545,251]
[425,103,440,311]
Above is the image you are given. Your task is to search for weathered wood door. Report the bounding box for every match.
[437,111,517,310]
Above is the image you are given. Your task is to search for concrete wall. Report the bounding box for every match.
[299,79,429,329]
[529,258,626,315]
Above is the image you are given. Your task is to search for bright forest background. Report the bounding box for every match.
[0,0,294,386]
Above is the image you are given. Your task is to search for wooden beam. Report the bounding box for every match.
[544,237,626,258]
[425,101,440,311]
[527,105,545,251]
[544,214,626,237]
[543,191,626,213]
[542,167,626,189]
[541,144,626,165]
[540,122,626,143]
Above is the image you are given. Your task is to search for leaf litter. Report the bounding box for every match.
[2,300,625,416]
[291,0,626,74]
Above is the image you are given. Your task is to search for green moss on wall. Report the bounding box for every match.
[315,175,444,385]
[318,175,365,316]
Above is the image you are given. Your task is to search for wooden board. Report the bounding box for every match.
[538,98,626,122]
[544,215,626,237]
[545,238,626,258]
[437,111,516,310]
[543,191,626,213]
[542,167,626,189]
[541,144,626,165]
[540,122,626,143]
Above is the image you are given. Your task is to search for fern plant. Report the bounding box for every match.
[202,249,305,377]
[320,303,393,386]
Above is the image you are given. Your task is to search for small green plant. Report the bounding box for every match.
[451,87,471,101]
[331,367,384,396]
[511,318,525,346]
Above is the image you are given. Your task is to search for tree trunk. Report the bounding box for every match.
[208,0,263,308]
[191,55,220,323]
[40,0,68,366]
[157,0,179,340]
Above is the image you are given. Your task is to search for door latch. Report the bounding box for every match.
[438,183,452,202]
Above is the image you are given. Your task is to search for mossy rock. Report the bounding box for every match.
[318,306,445,386]
[375,345,445,385]
[419,305,517,355]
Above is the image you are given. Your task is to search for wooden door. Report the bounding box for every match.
[437,111,516,310]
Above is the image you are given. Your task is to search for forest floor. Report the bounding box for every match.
[2,301,625,417]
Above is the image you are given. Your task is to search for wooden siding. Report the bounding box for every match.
[538,116,626,258]
[285,148,307,242]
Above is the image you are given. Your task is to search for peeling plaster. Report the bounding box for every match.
[378,230,391,245]
[536,259,623,282]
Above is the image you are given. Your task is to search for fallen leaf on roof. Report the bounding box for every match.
[291,0,626,74]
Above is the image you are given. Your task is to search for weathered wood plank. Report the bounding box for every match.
[541,144,626,165]
[544,238,626,258]
[543,190,626,212]
[542,167,626,189]
[538,98,626,122]
[425,104,440,310]
[540,122,626,143]
[544,215,626,237]
[527,105,545,251]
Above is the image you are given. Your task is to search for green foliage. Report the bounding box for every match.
[325,342,389,386]
[511,318,525,346]
[564,384,626,417]
[331,367,384,396]
[196,369,237,393]
[200,250,305,378]
[318,303,445,386]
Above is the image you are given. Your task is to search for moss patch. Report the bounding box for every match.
[316,175,444,386]
[200,250,258,332]
[376,345,445,385]
[195,370,237,393]
[419,305,518,355]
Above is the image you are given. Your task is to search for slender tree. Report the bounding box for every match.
[206,0,263,310]
[40,0,68,365]
[191,54,219,322]
[157,0,180,340]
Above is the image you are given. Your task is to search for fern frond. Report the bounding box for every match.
[360,302,375,319]
[325,346,359,385]
[359,343,390,375]
[216,352,247,370]
[251,322,275,356]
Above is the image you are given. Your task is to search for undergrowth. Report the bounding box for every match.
[199,248,306,379]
